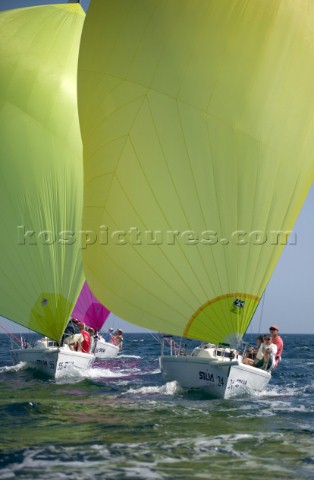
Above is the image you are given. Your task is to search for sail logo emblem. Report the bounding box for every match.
[233,298,245,309]
[41,298,48,307]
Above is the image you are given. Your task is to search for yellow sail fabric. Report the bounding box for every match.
[78,0,314,344]
[0,5,85,341]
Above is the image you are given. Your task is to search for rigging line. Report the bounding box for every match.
[258,290,266,334]
[0,323,22,345]
[150,333,162,344]
[246,290,266,345]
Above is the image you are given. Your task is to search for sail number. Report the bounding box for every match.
[57,361,75,370]
[36,359,55,370]
[199,371,224,387]
[36,359,75,370]
[227,378,248,390]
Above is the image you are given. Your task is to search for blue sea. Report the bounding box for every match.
[0,332,313,479]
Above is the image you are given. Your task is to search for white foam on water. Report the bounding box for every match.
[118,354,141,359]
[92,364,160,379]
[192,433,254,458]
[126,380,179,396]
[0,467,15,479]
[0,445,164,480]
[78,366,138,379]
[117,465,162,479]
[0,447,103,478]
[0,361,27,373]
[264,384,299,396]
[55,365,134,384]
[147,368,161,375]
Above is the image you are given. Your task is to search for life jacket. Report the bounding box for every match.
[80,330,91,353]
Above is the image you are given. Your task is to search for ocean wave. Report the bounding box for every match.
[0,362,27,374]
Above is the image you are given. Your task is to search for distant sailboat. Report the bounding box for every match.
[77,0,314,398]
[72,281,119,358]
[0,4,93,379]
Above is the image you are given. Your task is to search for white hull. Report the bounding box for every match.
[93,338,119,359]
[11,344,94,380]
[159,345,271,399]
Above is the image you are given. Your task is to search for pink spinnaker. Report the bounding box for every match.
[72,281,110,332]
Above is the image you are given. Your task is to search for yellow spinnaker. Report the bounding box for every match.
[0,5,85,341]
[78,0,314,344]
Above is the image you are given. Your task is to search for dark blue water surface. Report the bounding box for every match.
[0,332,313,479]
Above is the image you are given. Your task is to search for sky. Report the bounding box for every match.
[1,0,314,335]
[0,0,91,12]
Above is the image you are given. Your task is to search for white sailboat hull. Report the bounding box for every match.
[11,345,94,380]
[93,338,119,359]
[160,354,271,399]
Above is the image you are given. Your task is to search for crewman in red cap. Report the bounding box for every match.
[269,325,283,367]
[62,318,83,351]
